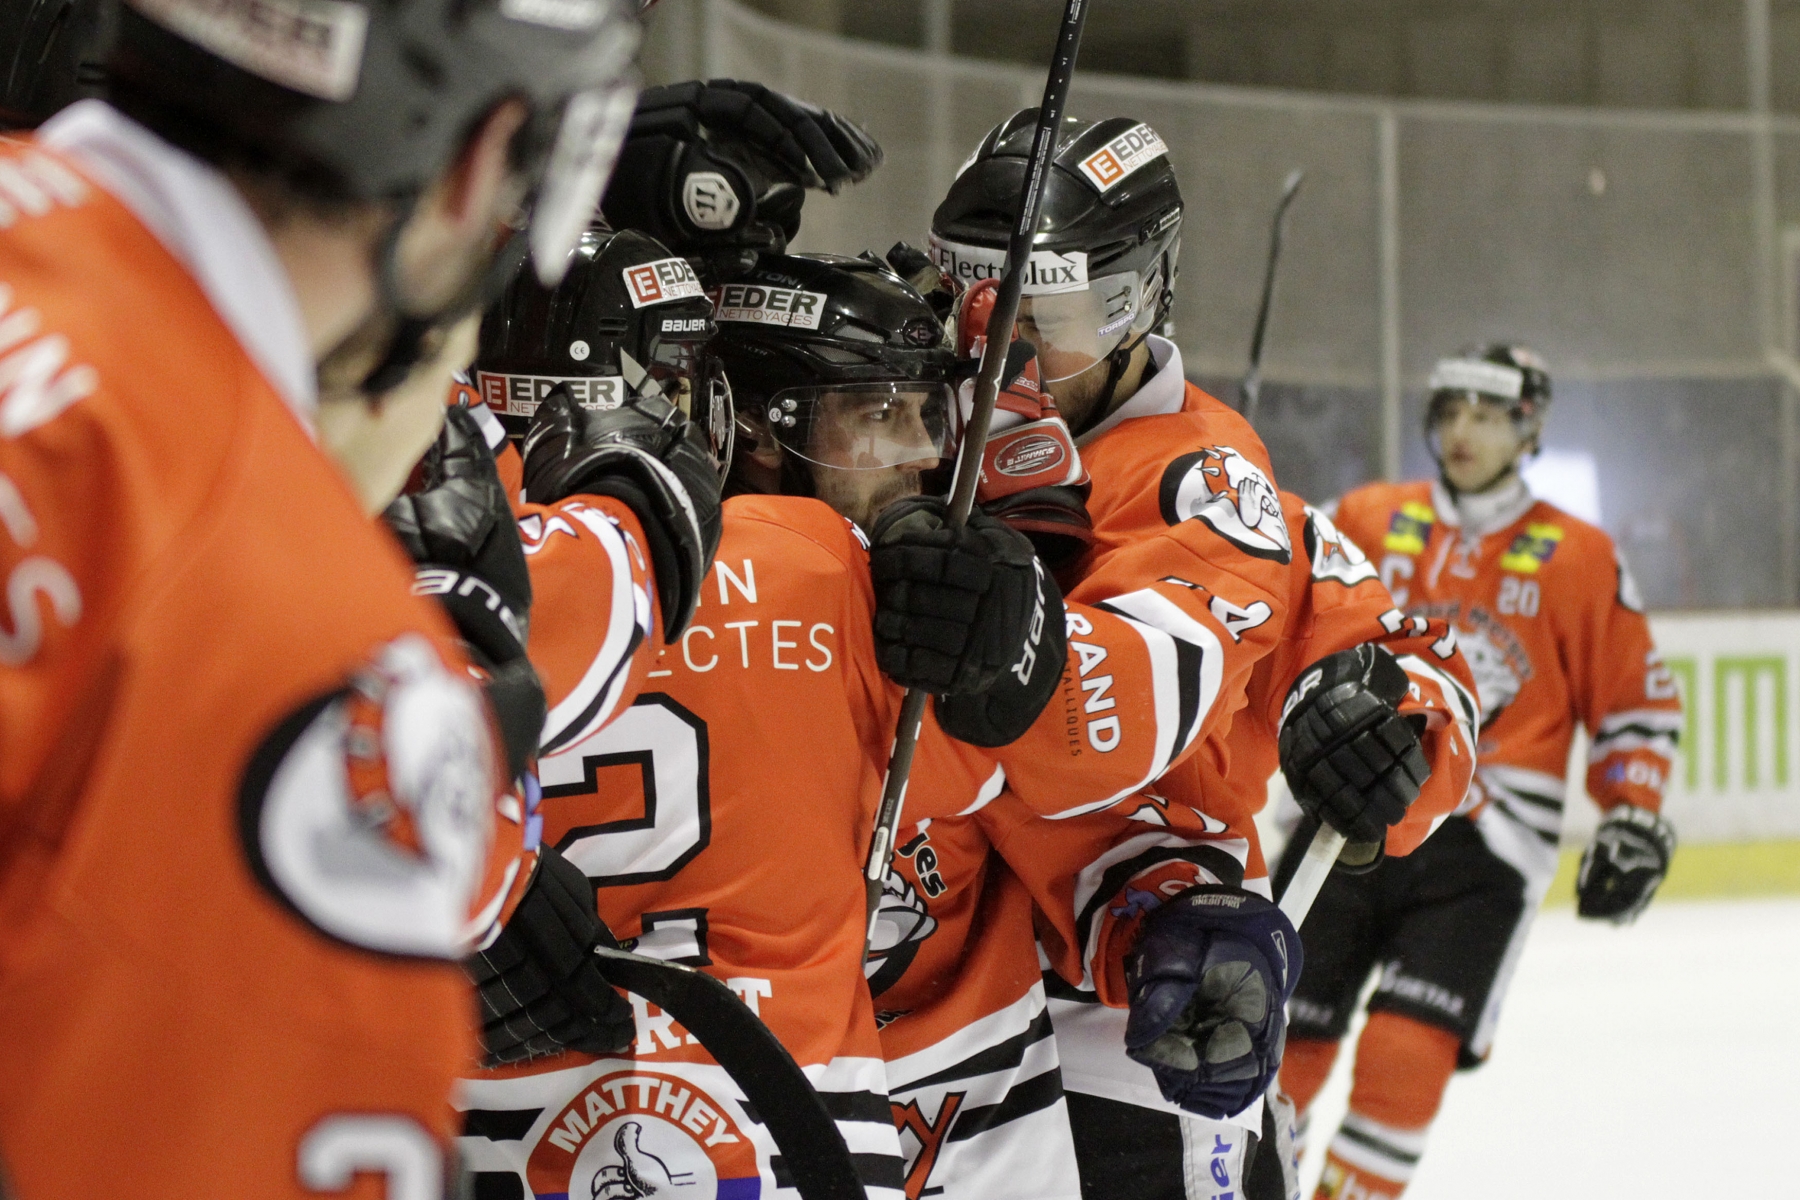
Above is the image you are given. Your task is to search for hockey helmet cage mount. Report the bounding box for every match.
[109,0,641,285]
[477,224,733,469]
[929,111,1182,383]
[712,253,956,473]
[1425,342,1553,456]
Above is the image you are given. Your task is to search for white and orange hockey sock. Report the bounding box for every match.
[1311,1012,1459,1200]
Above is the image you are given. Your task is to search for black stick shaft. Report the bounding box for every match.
[864,0,1090,947]
[1240,168,1303,426]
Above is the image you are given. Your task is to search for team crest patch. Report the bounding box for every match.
[238,634,495,959]
[1158,447,1291,563]
[527,1070,760,1200]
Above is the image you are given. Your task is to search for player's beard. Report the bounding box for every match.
[811,464,923,533]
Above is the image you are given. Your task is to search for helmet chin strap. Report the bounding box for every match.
[1070,330,1151,438]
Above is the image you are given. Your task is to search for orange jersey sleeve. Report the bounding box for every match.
[977,387,1296,820]
[517,496,662,755]
[0,138,516,1196]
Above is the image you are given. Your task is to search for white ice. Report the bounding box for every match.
[1297,896,1800,1198]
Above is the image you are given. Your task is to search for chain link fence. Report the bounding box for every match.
[643,0,1800,608]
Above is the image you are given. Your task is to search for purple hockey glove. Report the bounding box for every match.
[1124,886,1302,1119]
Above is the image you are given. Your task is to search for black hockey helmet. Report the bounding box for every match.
[477,224,732,468]
[1424,343,1553,457]
[930,110,1182,394]
[711,252,955,478]
[1,0,105,130]
[106,0,640,286]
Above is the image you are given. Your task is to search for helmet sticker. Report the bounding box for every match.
[713,283,825,330]
[130,0,369,102]
[1428,358,1524,400]
[682,171,742,230]
[477,370,624,418]
[499,0,610,30]
[624,257,706,308]
[1077,123,1169,193]
[926,235,1088,296]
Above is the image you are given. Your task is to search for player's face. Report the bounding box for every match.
[1433,395,1526,492]
[803,389,945,529]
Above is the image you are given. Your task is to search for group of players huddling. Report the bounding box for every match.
[0,2,1685,1199]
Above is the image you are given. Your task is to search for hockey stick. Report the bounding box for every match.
[1238,168,1304,427]
[594,946,865,1200]
[1273,815,1345,927]
[860,0,1092,951]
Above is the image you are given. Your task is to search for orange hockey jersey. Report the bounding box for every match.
[1331,478,1678,887]
[458,494,916,1200]
[0,129,523,1197]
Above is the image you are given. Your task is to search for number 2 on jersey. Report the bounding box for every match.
[537,693,713,886]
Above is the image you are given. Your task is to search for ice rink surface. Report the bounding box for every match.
[1298,897,1800,1198]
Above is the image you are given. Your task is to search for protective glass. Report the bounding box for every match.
[766,382,952,471]
[1015,270,1154,383]
[531,80,639,286]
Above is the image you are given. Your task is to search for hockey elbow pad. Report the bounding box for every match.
[1278,644,1430,844]
[1577,805,1675,924]
[1124,887,1302,1120]
[465,845,635,1066]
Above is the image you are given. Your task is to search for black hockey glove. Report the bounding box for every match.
[384,405,544,780]
[1577,805,1675,924]
[869,495,1068,746]
[522,387,723,642]
[602,79,882,261]
[1278,644,1430,847]
[465,844,635,1067]
[1124,887,1302,1120]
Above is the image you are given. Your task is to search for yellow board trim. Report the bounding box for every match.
[1542,839,1800,907]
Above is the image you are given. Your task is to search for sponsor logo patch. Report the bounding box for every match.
[133,0,368,101]
[525,1069,759,1200]
[926,235,1089,296]
[1076,122,1169,192]
[625,257,706,308]
[477,370,624,418]
[992,432,1068,478]
[712,283,825,329]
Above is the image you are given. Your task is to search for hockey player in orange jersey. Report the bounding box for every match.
[861,110,1480,1200]
[0,1,657,1195]
[1276,345,1681,1200]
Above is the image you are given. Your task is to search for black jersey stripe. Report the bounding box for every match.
[1336,1122,1424,1166]
[945,1068,1066,1143]
[460,1107,541,1141]
[816,1089,902,1126]
[771,1151,905,1191]
[892,1008,1056,1092]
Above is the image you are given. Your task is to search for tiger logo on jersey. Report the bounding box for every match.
[1455,622,1525,731]
[1158,447,1292,563]
[526,1069,760,1200]
[238,633,496,960]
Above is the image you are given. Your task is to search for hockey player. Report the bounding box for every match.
[453,235,1029,1200]
[1276,345,1681,1200]
[0,1,649,1194]
[866,110,1483,1200]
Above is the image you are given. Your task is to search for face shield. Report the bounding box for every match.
[530,81,639,286]
[1015,269,1158,383]
[765,382,952,472]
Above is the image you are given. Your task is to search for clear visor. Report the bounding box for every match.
[766,382,952,472]
[530,81,639,286]
[1016,271,1155,383]
[1425,390,1520,432]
